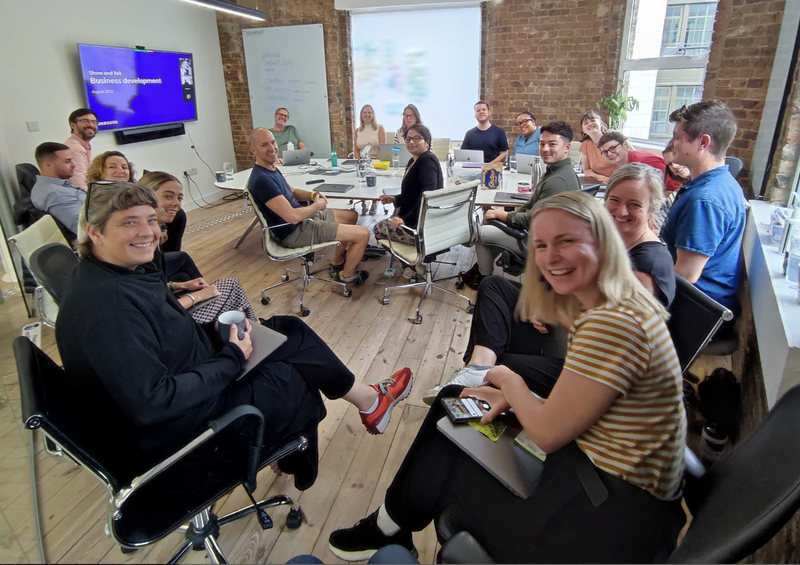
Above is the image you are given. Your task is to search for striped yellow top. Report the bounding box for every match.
[563,304,686,500]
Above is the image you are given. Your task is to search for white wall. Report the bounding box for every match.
[0,0,235,211]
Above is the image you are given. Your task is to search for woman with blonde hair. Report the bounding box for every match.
[86,151,136,183]
[330,191,687,563]
[578,110,614,181]
[353,104,386,215]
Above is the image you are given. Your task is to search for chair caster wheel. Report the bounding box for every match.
[343,288,352,298]
[467,304,475,314]
[300,307,310,317]
[412,315,423,324]
[281,274,290,282]
[381,297,390,305]
[261,297,270,305]
[121,547,139,555]
[286,507,303,530]
[455,280,465,290]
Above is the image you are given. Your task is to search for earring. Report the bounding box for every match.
[539,274,552,291]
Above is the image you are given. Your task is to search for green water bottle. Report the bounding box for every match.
[331,144,338,168]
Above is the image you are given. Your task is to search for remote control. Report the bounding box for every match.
[306,179,325,185]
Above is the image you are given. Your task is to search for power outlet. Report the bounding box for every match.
[184,168,198,177]
[26,121,40,132]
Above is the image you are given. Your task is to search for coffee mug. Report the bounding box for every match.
[366,173,377,187]
[217,310,246,343]
[215,171,227,183]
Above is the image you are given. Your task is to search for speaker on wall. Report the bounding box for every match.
[114,123,186,145]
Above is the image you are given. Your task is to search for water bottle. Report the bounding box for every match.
[331,144,338,168]
[509,154,517,173]
[391,147,400,169]
[357,158,367,184]
[530,156,544,189]
[700,424,728,468]
[286,141,294,152]
[787,226,800,287]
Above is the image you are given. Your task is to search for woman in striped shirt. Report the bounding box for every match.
[329,191,687,563]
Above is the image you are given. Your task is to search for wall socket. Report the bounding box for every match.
[26,121,40,132]
[184,168,198,177]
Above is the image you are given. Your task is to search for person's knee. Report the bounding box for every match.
[354,226,370,244]
[477,274,507,296]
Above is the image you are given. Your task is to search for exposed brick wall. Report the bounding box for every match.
[480,0,626,147]
[702,0,787,193]
[216,0,354,171]
[764,56,800,205]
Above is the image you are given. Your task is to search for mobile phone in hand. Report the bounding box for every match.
[441,396,490,424]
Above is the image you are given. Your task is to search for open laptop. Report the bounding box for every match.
[454,149,484,164]
[378,143,412,164]
[437,416,542,498]
[237,323,288,380]
[516,154,539,174]
[282,149,312,166]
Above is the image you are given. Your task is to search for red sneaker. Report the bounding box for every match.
[360,368,413,435]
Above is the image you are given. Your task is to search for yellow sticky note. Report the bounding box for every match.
[468,420,507,442]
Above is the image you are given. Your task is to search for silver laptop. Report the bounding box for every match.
[515,154,538,174]
[454,149,484,163]
[378,143,412,164]
[237,323,288,380]
[437,416,542,498]
[282,149,312,166]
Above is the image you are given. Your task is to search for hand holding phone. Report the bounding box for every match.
[441,396,490,424]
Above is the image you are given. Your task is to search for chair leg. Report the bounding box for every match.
[167,540,194,564]
[203,536,227,564]
[217,495,294,526]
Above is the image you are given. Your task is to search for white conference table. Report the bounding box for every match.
[214,161,602,247]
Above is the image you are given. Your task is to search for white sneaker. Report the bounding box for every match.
[368,201,379,215]
[423,366,491,406]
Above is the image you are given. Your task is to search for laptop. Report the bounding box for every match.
[437,416,542,498]
[282,149,312,166]
[515,154,539,174]
[314,183,354,193]
[382,187,402,197]
[493,192,532,205]
[378,143,412,164]
[237,323,288,380]
[454,149,484,163]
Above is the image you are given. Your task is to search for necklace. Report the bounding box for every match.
[626,230,650,250]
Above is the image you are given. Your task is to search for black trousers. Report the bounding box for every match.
[216,316,356,490]
[165,251,204,283]
[464,276,568,397]
[385,385,686,563]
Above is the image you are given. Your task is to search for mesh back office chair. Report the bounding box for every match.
[8,215,73,327]
[28,243,78,305]
[14,336,308,563]
[246,190,350,317]
[377,180,479,324]
[438,383,800,564]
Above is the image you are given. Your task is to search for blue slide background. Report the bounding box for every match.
[79,45,197,131]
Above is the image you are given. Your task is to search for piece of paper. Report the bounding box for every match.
[468,419,507,442]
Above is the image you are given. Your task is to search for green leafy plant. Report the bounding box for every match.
[596,83,639,130]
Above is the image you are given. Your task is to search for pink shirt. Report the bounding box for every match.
[579,139,615,178]
[64,133,91,190]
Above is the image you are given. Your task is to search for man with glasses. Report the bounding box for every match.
[30,142,86,236]
[513,112,540,156]
[269,107,305,162]
[64,108,98,190]
[461,100,508,165]
[596,131,680,192]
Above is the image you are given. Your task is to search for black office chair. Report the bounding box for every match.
[667,275,736,372]
[28,243,78,305]
[480,220,528,278]
[14,336,307,563]
[438,382,800,564]
[725,156,745,181]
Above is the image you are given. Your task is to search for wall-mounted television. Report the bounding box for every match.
[78,44,197,132]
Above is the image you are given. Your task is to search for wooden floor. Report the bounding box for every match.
[0,196,479,564]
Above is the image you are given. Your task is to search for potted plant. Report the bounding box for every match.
[597,83,639,130]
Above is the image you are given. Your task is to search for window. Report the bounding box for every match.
[619,0,718,144]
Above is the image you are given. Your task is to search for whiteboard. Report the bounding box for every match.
[242,24,332,158]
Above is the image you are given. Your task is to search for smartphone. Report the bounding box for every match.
[441,396,490,424]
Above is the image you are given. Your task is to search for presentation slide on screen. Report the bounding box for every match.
[79,45,197,131]
[351,8,481,141]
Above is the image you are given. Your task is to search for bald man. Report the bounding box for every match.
[247,128,370,285]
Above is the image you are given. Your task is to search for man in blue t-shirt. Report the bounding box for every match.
[247,128,371,285]
[461,101,509,165]
[661,100,746,315]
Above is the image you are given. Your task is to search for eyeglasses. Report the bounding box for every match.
[515,119,532,126]
[76,119,98,126]
[404,136,424,143]
[599,142,622,157]
[275,113,289,119]
[402,114,414,119]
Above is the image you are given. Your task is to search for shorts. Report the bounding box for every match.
[280,209,339,248]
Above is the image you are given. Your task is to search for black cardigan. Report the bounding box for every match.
[55,256,245,457]
[161,208,187,252]
[395,151,443,228]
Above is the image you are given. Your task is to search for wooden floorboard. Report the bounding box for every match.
[0,196,478,564]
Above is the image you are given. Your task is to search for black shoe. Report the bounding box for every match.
[459,263,486,291]
[329,510,417,562]
[338,269,370,286]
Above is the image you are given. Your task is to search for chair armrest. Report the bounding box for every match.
[440,531,495,564]
[113,405,266,514]
[486,219,527,240]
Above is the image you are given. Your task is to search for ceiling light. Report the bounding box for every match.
[178,0,267,21]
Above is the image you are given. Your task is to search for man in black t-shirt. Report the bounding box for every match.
[460,100,509,164]
[247,128,371,286]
